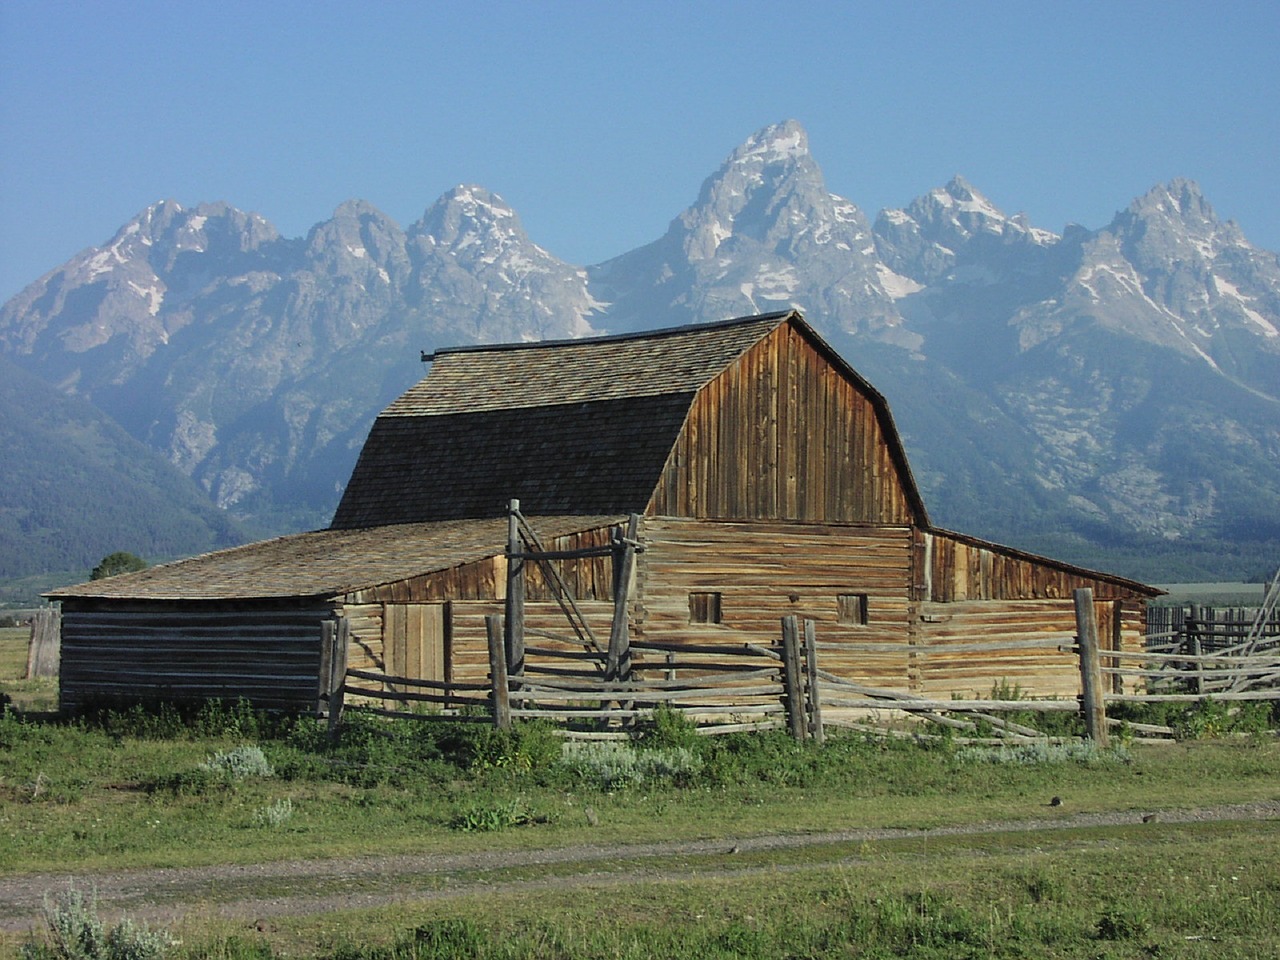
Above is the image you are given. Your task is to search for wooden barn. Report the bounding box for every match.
[50,310,1159,714]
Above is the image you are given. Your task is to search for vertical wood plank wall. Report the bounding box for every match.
[340,525,620,689]
[649,324,914,525]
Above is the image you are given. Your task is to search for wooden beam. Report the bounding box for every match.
[1073,588,1109,747]
[486,614,511,731]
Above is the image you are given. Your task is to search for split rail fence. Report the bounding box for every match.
[320,582,1280,744]
[318,510,1280,743]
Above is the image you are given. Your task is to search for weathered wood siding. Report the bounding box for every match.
[342,525,616,606]
[633,518,916,690]
[331,520,1153,706]
[58,599,333,713]
[338,524,621,689]
[913,598,1142,699]
[649,324,915,525]
[443,600,617,686]
[913,531,1150,698]
[921,530,1150,602]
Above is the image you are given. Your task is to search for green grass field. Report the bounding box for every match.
[2,629,1278,959]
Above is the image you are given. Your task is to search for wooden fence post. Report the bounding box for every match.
[803,618,824,744]
[606,515,639,681]
[781,615,806,741]
[487,614,512,731]
[505,499,525,683]
[326,618,349,738]
[317,620,334,717]
[25,608,61,679]
[1073,588,1109,747]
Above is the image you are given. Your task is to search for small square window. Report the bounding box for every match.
[837,593,869,626]
[689,591,722,624]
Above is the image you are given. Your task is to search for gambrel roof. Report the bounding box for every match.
[330,310,929,529]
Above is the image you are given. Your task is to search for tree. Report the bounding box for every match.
[90,551,148,580]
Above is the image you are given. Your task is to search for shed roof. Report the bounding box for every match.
[49,515,621,601]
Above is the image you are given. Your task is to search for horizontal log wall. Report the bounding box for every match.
[58,599,334,713]
[649,323,915,524]
[636,518,916,692]
[914,598,1145,699]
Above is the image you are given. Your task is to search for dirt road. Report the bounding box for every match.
[3,800,1277,934]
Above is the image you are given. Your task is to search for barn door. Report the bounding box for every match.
[384,603,447,684]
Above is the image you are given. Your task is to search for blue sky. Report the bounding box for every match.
[2,1,1277,303]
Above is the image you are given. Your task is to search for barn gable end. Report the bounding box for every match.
[650,319,923,524]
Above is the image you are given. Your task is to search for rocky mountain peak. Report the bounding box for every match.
[728,118,809,168]
[674,119,842,261]
[1111,178,1249,264]
[413,185,528,256]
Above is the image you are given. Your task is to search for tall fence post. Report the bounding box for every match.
[325,618,349,738]
[781,615,806,741]
[1073,588,1109,747]
[803,618,824,744]
[25,608,61,679]
[505,499,525,683]
[606,515,639,681]
[317,621,334,718]
[487,614,512,731]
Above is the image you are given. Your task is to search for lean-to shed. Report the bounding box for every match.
[51,311,1159,712]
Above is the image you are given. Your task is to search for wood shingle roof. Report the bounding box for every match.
[49,516,621,601]
[331,312,796,529]
[385,312,790,415]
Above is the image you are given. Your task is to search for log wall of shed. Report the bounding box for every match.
[913,598,1144,700]
[331,520,1152,705]
[57,599,333,713]
[634,518,917,691]
[649,323,915,525]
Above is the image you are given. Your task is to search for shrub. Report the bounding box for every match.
[200,744,274,780]
[22,885,176,960]
[450,797,540,832]
[559,741,703,790]
[250,798,294,828]
[636,705,702,752]
[955,740,1131,765]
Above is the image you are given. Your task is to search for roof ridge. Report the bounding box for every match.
[424,310,795,360]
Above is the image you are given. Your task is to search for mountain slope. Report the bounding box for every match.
[0,354,246,584]
[0,191,603,530]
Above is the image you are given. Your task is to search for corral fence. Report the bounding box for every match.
[320,585,1280,745]
[321,613,822,740]
[318,506,1280,743]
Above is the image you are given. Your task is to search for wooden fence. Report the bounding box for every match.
[322,613,824,740]
[320,586,1280,744]
[318,510,1280,743]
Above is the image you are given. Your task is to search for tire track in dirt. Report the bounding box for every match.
[3,801,1277,933]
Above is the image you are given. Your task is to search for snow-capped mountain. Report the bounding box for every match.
[0,190,600,529]
[2,120,1277,581]
[592,120,915,347]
